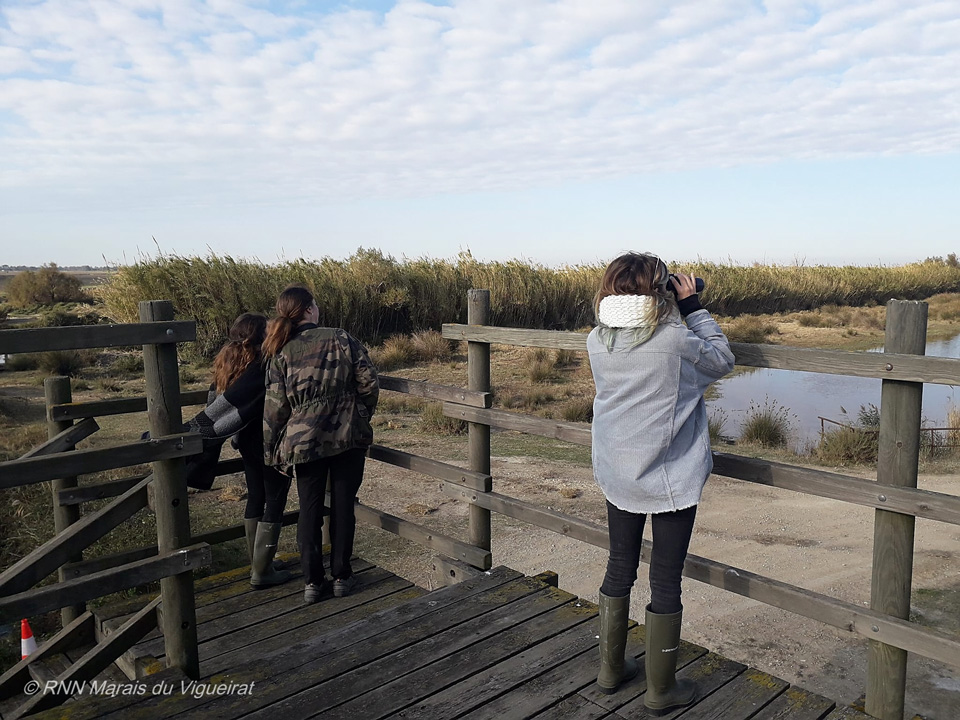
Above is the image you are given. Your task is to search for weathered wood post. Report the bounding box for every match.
[44,376,84,625]
[866,299,926,720]
[467,289,492,554]
[140,300,199,679]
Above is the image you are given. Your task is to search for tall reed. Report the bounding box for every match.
[97,251,960,358]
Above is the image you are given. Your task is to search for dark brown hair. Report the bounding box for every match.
[262,284,315,359]
[212,313,267,393]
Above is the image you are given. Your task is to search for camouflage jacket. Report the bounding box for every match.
[263,324,379,468]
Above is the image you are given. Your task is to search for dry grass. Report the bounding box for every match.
[419,402,467,435]
[722,316,778,344]
[560,397,593,423]
[411,330,455,362]
[372,335,417,371]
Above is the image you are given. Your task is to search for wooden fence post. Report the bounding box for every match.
[866,299,926,720]
[140,300,199,679]
[44,376,84,625]
[467,290,492,554]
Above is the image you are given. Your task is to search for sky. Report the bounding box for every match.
[1,0,959,268]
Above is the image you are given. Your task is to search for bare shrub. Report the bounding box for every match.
[723,316,777,344]
[560,397,593,423]
[372,335,416,371]
[419,402,466,435]
[411,330,454,362]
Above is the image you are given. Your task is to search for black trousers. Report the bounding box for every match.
[601,501,697,614]
[295,448,366,586]
[236,422,290,523]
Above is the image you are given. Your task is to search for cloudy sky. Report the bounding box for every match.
[1,0,958,267]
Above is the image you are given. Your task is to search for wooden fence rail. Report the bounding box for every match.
[442,323,960,385]
[0,321,196,354]
[0,433,201,489]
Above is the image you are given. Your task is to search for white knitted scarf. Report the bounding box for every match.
[597,294,657,329]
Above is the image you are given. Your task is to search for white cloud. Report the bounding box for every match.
[0,0,958,210]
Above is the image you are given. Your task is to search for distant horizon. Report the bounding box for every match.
[2,248,958,273]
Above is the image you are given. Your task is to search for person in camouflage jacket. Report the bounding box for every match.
[262,285,379,603]
[263,326,379,468]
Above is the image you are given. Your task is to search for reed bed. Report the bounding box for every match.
[97,251,960,357]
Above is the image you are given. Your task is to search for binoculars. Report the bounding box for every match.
[668,274,705,295]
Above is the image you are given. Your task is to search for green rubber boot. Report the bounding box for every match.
[643,604,697,715]
[243,517,260,569]
[250,522,291,588]
[596,591,640,694]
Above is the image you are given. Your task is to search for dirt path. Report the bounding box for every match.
[343,449,960,719]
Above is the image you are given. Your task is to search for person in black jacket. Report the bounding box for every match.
[186,313,291,588]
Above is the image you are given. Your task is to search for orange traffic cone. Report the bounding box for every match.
[21,619,38,659]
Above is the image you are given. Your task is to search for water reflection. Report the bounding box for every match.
[709,333,960,448]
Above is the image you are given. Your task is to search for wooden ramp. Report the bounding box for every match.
[21,559,871,720]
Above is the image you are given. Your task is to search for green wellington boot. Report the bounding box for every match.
[245,516,284,572]
[596,591,640,694]
[243,517,260,569]
[643,603,697,715]
[250,522,292,588]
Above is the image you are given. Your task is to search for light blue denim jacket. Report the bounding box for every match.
[588,308,735,514]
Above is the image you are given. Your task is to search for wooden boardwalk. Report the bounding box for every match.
[17,557,872,720]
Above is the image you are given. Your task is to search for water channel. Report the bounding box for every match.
[707,333,960,449]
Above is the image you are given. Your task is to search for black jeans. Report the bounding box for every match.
[601,501,697,614]
[236,422,290,523]
[295,448,366,586]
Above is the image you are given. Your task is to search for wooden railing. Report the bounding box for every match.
[439,294,960,720]
[0,309,495,714]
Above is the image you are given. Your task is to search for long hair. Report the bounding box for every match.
[594,252,676,349]
[212,313,267,393]
[262,284,315,359]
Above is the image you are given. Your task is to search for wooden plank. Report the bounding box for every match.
[824,707,875,719]
[432,555,485,587]
[19,417,99,459]
[63,511,299,580]
[84,567,531,718]
[9,597,160,718]
[49,390,210,422]
[0,433,201,489]
[445,403,592,445]
[140,563,378,659]
[459,647,602,720]
[305,590,593,720]
[368,444,491,491]
[445,486,960,668]
[398,614,606,720]
[531,695,612,720]
[354,501,492,569]
[0,544,210,622]
[750,686,836,720]
[0,611,94,701]
[442,324,960,385]
[379,374,491,408]
[58,473,150,506]
[235,583,575,720]
[442,483,609,547]
[665,667,788,720]
[712,453,960,526]
[0,473,151,595]
[613,652,745,719]
[24,667,189,720]
[201,577,420,677]
[0,321,195,355]
[443,323,588,350]
[867,300,925,720]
